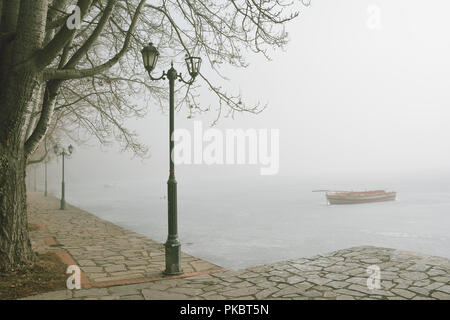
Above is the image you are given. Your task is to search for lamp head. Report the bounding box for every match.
[185,55,202,78]
[141,42,159,73]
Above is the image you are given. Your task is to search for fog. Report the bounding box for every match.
[28,0,450,268]
[49,0,450,184]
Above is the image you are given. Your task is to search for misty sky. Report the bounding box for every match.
[50,0,450,185]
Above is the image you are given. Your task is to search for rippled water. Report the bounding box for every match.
[58,175,450,270]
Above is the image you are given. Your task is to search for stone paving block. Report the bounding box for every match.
[391,288,416,299]
[108,270,144,277]
[276,283,288,289]
[73,288,109,298]
[81,266,104,273]
[431,276,450,283]
[301,289,323,298]
[406,264,430,272]
[104,264,126,272]
[346,277,366,285]
[138,281,178,291]
[307,276,332,286]
[291,296,310,300]
[428,268,446,276]
[20,290,73,300]
[255,287,278,299]
[269,270,291,277]
[436,285,450,294]
[167,287,204,297]
[294,282,315,291]
[268,276,285,283]
[247,276,269,284]
[431,291,450,300]
[336,295,355,300]
[412,279,431,287]
[203,284,225,292]
[272,286,302,298]
[286,276,305,284]
[408,286,431,297]
[119,294,145,300]
[411,296,435,300]
[104,255,126,261]
[387,296,407,300]
[235,295,257,300]
[334,288,366,297]
[380,280,395,290]
[325,265,352,273]
[399,271,428,281]
[88,273,109,279]
[93,273,143,282]
[201,293,226,300]
[232,281,254,288]
[99,295,121,300]
[142,289,189,300]
[343,268,366,276]
[124,260,148,267]
[323,291,338,298]
[424,282,444,291]
[325,273,349,281]
[108,285,141,296]
[291,264,322,272]
[255,280,278,288]
[236,271,259,279]
[327,281,350,289]
[77,259,96,266]
[351,284,394,297]
[190,260,217,272]
[128,265,148,270]
[222,287,259,297]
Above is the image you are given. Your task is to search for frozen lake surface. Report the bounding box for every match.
[61,175,450,270]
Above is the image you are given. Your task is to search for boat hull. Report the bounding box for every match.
[326,191,396,205]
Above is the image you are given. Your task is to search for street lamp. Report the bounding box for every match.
[141,43,201,275]
[54,144,74,210]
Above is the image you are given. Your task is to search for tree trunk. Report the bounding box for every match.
[0,67,43,273]
[0,0,52,271]
[0,145,35,271]
[0,0,51,271]
[0,69,42,271]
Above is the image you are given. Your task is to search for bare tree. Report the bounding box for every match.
[0,0,306,270]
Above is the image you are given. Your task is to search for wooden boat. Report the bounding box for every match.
[313,190,396,205]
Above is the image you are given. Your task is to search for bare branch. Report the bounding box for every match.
[43,0,146,80]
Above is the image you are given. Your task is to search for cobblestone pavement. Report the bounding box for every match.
[27,192,222,286]
[25,192,450,300]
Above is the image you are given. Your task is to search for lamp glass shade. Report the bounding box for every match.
[53,145,59,154]
[185,56,202,77]
[141,43,159,72]
[68,145,74,154]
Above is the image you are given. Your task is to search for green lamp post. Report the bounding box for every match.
[53,144,74,210]
[141,42,201,275]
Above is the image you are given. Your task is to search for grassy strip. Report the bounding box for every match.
[0,252,68,300]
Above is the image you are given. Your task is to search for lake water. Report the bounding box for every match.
[57,174,450,270]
